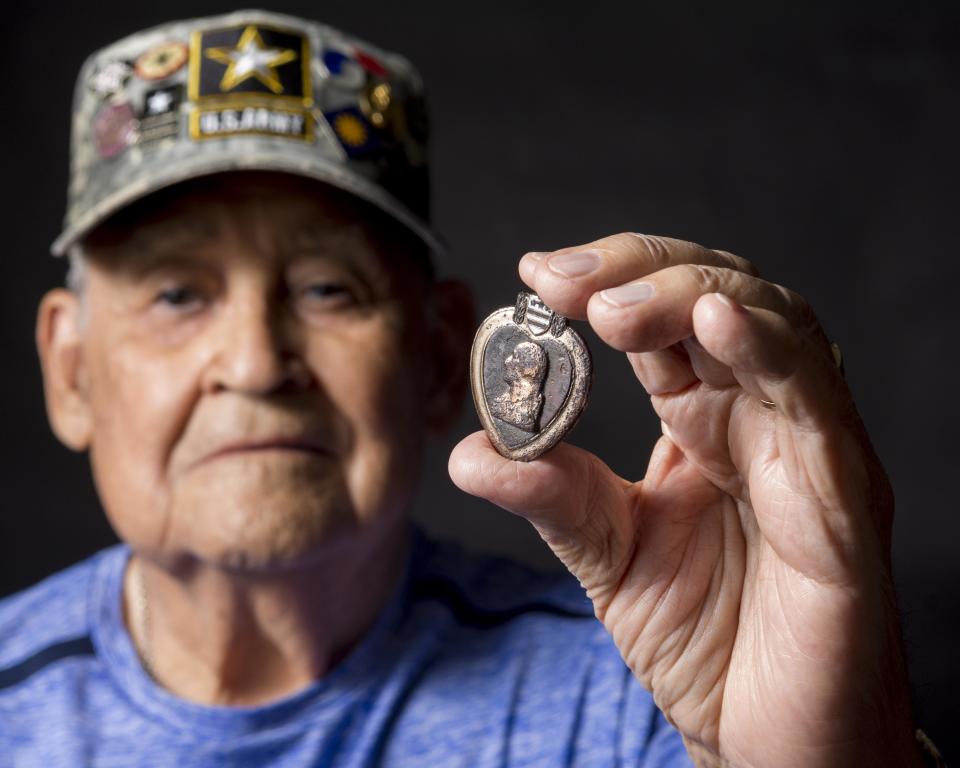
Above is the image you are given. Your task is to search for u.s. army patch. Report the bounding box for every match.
[187,23,313,141]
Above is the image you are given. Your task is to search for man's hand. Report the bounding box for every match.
[449,235,920,767]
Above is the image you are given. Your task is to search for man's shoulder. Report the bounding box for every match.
[0,546,123,670]
[408,529,597,631]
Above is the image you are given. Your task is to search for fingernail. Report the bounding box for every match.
[601,281,655,307]
[523,251,546,262]
[547,250,601,278]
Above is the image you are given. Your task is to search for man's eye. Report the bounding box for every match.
[300,283,355,305]
[305,283,349,297]
[155,286,201,307]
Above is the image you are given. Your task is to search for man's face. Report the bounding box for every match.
[49,173,446,572]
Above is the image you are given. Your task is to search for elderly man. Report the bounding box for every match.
[0,9,940,768]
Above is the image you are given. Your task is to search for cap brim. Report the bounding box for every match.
[50,150,447,258]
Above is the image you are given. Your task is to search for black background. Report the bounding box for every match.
[3,0,958,756]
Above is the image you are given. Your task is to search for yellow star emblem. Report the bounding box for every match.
[204,25,297,94]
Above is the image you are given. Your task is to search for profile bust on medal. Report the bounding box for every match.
[490,340,547,432]
[0,8,942,768]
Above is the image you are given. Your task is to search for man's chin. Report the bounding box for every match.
[168,483,363,575]
[192,514,364,575]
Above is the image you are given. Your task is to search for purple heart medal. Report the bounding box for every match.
[470,292,592,461]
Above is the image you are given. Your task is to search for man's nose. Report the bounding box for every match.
[203,290,312,396]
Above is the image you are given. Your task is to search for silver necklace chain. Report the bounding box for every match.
[131,558,156,680]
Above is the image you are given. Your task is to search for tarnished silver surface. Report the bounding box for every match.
[471,292,592,461]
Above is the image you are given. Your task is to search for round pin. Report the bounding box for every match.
[135,42,188,81]
[332,111,369,148]
[471,292,592,462]
[362,81,392,128]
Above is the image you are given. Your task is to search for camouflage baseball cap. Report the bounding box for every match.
[51,9,442,256]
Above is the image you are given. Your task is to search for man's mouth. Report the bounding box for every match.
[199,438,334,465]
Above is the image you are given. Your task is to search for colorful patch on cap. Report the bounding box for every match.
[320,46,391,90]
[354,49,388,78]
[322,49,349,75]
[89,60,132,97]
[93,101,137,158]
[321,48,366,90]
[190,24,309,99]
[135,42,188,81]
[138,84,182,145]
[188,23,313,141]
[325,107,378,156]
[194,106,308,139]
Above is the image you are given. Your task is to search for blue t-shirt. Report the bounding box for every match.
[0,528,691,767]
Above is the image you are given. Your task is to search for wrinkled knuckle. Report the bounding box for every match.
[609,232,640,250]
[778,283,820,331]
[680,263,719,293]
[769,281,800,315]
[713,248,760,277]
[800,303,822,336]
[604,232,643,260]
[625,233,672,270]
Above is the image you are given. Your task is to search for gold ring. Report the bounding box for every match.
[831,342,844,377]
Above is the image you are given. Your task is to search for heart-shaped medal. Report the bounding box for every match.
[470,292,592,461]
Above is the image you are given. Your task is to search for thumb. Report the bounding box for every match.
[448,431,635,597]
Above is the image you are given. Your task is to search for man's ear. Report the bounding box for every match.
[36,288,92,451]
[424,279,475,435]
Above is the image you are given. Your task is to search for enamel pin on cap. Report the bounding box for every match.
[471,292,592,462]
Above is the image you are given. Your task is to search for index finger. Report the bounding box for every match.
[519,233,758,320]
